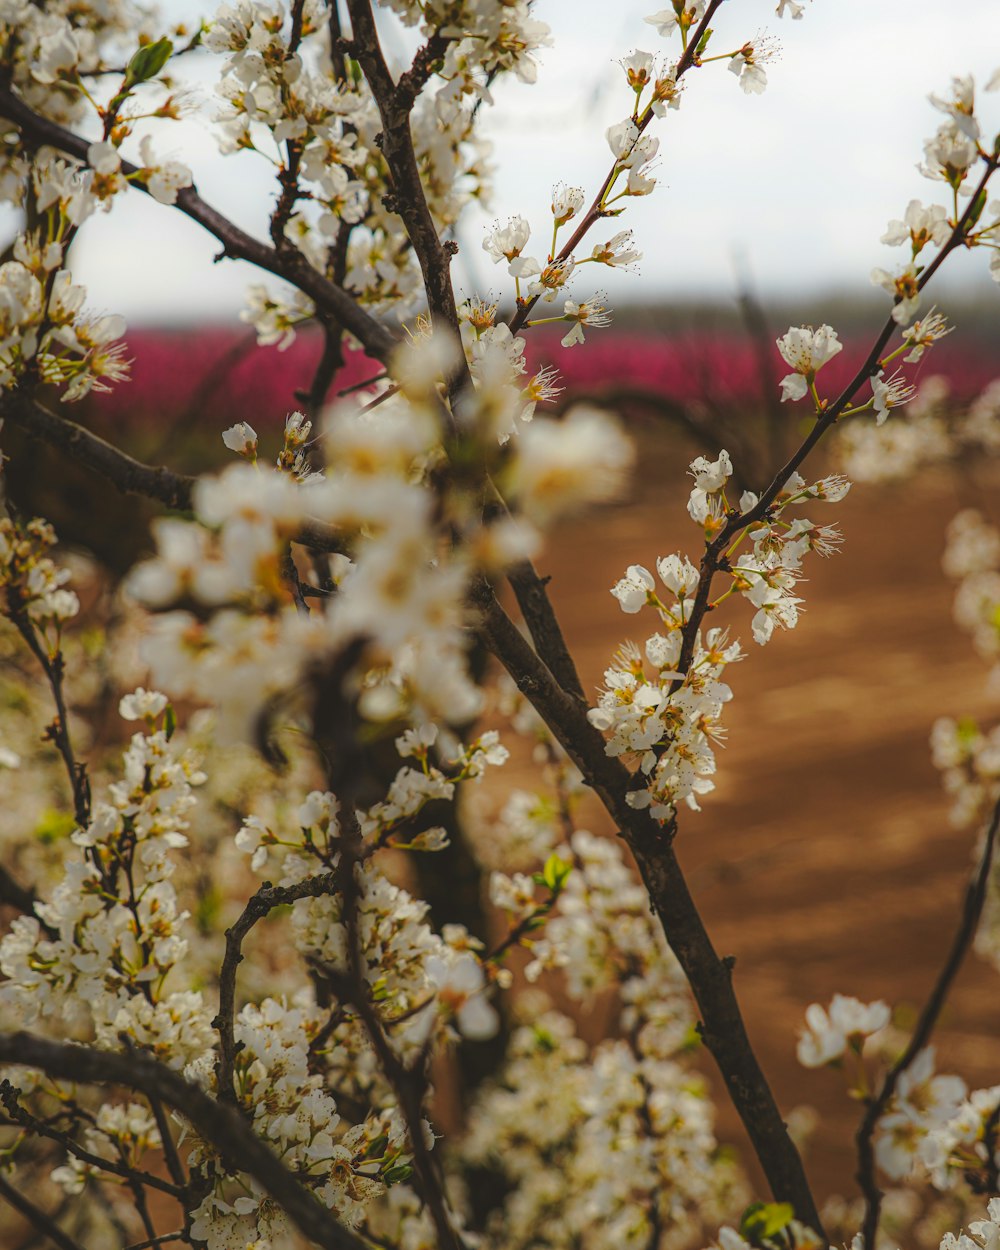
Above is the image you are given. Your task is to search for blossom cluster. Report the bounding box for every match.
[588,450,849,817]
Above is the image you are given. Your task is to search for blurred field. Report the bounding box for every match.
[538,423,999,1208]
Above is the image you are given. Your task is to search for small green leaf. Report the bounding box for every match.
[957,714,981,746]
[164,703,177,741]
[740,1201,795,1245]
[694,26,713,56]
[124,37,174,89]
[541,852,571,893]
[532,1025,556,1052]
[382,1163,413,1185]
[966,188,989,232]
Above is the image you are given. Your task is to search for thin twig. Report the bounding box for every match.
[507,0,727,338]
[675,152,999,682]
[0,1169,83,1250]
[146,1090,186,1190]
[8,612,89,830]
[0,1086,183,1200]
[856,793,1000,1248]
[213,873,338,1103]
[0,86,396,364]
[0,1034,371,1250]
[124,1232,188,1250]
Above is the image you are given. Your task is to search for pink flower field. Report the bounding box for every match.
[92,323,1000,434]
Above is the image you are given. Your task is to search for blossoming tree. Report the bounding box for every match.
[1,2,1000,1250]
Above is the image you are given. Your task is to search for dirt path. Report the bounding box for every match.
[535,434,998,1206]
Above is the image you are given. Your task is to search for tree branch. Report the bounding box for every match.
[0,1034,371,1250]
[213,873,338,1104]
[856,793,1000,1248]
[0,1082,183,1200]
[2,388,195,512]
[471,580,824,1235]
[343,2,467,380]
[0,1168,84,1250]
[676,152,999,682]
[0,86,397,365]
[507,0,728,338]
[1,388,347,554]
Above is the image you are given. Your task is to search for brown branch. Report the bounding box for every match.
[8,612,89,830]
[319,912,464,1250]
[1,388,346,554]
[856,793,1000,1248]
[505,560,586,704]
[394,33,451,113]
[0,1169,83,1250]
[0,1084,183,1200]
[213,873,339,1104]
[0,1034,371,1250]
[297,320,347,415]
[343,0,469,403]
[1,388,195,512]
[470,580,824,1234]
[507,0,727,338]
[676,152,1000,682]
[124,1234,188,1250]
[146,1089,187,1191]
[0,86,397,364]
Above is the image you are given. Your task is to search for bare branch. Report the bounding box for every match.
[2,388,195,512]
[343,2,468,391]
[0,1034,371,1250]
[213,873,338,1104]
[505,560,586,705]
[471,579,824,1235]
[856,794,1000,1247]
[0,86,398,364]
[1,388,346,554]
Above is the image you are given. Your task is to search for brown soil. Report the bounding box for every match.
[534,429,998,1210]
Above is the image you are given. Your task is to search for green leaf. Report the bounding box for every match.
[740,1201,795,1245]
[966,188,989,232]
[382,1163,413,1186]
[532,1025,556,1052]
[164,703,177,741]
[541,852,571,893]
[124,37,174,89]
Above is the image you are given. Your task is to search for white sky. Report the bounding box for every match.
[62,0,1000,322]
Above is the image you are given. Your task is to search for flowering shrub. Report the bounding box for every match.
[1,3,1000,1250]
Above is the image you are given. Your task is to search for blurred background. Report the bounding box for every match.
[6,0,1000,1221]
